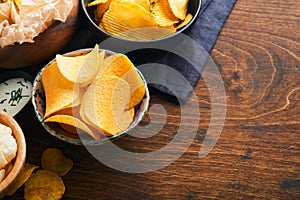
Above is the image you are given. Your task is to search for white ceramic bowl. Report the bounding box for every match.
[32,48,150,145]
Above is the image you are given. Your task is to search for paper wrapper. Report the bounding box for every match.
[0,0,74,48]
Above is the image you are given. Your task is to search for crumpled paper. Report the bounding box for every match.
[0,0,74,48]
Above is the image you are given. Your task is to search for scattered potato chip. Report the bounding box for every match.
[42,61,80,119]
[44,114,100,140]
[6,163,39,196]
[126,0,150,10]
[168,0,189,20]
[175,13,192,30]
[24,170,65,200]
[56,44,100,85]
[41,148,73,177]
[81,76,133,135]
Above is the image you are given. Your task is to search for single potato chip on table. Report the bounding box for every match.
[24,169,65,200]
[41,148,73,177]
[6,163,39,196]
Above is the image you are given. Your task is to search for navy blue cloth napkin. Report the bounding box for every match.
[148,0,237,101]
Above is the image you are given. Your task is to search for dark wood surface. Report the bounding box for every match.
[6,0,300,199]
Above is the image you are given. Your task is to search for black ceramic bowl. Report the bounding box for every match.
[81,0,201,43]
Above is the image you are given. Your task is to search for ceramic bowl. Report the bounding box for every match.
[81,0,201,42]
[0,110,26,198]
[31,48,150,145]
[0,0,79,69]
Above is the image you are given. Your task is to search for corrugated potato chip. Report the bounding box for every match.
[94,0,112,24]
[24,170,65,200]
[117,26,176,41]
[56,45,100,85]
[102,1,157,38]
[125,0,150,10]
[44,114,100,140]
[42,61,80,119]
[41,148,73,177]
[150,0,179,27]
[175,13,193,30]
[168,0,189,20]
[81,76,133,135]
[6,163,39,196]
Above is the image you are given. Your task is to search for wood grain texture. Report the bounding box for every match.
[4,0,300,199]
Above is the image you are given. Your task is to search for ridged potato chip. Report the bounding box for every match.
[24,170,65,200]
[102,1,157,38]
[94,0,112,23]
[88,0,192,40]
[150,0,179,27]
[41,148,73,177]
[168,0,189,20]
[6,163,39,196]
[175,13,193,30]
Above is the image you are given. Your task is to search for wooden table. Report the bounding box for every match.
[6,0,300,199]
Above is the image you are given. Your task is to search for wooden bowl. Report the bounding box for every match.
[0,0,79,69]
[0,110,26,198]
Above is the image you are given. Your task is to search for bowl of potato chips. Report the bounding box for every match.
[0,110,26,198]
[82,0,201,42]
[0,0,79,69]
[32,45,149,145]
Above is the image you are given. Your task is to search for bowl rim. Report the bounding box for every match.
[81,0,202,43]
[0,110,26,194]
[31,48,150,146]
